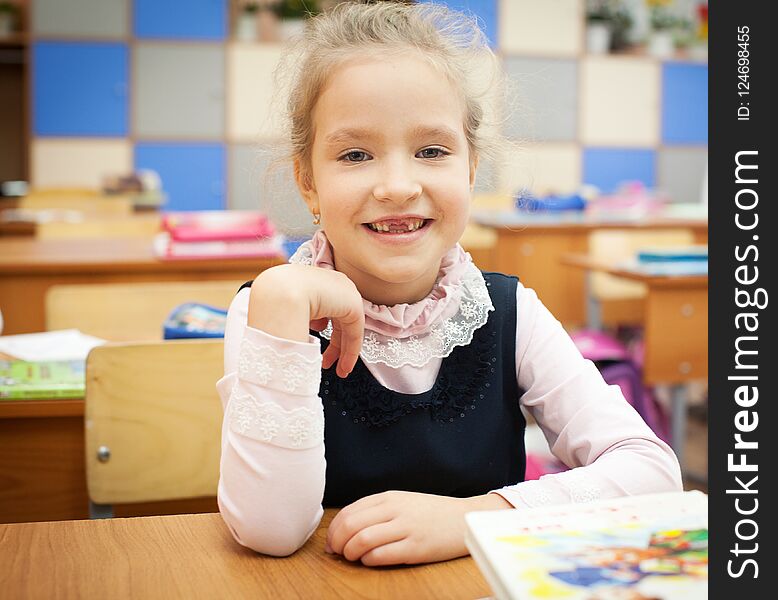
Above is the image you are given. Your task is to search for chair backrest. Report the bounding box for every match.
[20,193,133,216]
[46,280,244,341]
[36,214,161,240]
[85,339,224,507]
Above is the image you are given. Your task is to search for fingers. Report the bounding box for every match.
[341,521,407,563]
[327,497,391,554]
[335,312,364,378]
[320,315,364,377]
[360,539,414,567]
[309,318,329,332]
[321,328,340,370]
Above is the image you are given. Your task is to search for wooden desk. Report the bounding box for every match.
[472,211,708,326]
[0,510,491,599]
[0,397,88,523]
[0,237,284,335]
[563,254,708,472]
[0,395,219,524]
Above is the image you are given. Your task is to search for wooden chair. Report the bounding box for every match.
[35,213,162,240]
[85,339,224,518]
[45,280,244,341]
[20,193,134,216]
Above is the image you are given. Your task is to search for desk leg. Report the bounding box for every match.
[585,273,603,330]
[670,383,687,472]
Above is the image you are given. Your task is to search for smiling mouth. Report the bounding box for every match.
[364,218,430,234]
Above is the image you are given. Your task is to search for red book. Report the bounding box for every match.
[161,210,275,242]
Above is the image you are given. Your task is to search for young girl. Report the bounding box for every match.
[216,1,681,566]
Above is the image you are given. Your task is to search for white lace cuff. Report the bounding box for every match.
[228,391,324,449]
[500,469,603,508]
[237,335,321,396]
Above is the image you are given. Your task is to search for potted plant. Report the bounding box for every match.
[646,0,681,58]
[0,1,19,38]
[273,0,319,41]
[236,1,260,41]
[585,1,632,54]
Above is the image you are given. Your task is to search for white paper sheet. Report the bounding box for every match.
[0,329,106,362]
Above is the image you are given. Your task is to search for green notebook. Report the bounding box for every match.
[0,360,86,400]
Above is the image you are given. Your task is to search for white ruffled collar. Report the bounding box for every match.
[289,231,494,367]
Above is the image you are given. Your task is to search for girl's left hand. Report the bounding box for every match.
[325,490,512,566]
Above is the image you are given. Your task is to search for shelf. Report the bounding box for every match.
[0,32,29,47]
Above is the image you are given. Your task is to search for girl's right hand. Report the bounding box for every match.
[247,264,365,377]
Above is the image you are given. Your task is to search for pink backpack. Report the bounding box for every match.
[570,330,670,443]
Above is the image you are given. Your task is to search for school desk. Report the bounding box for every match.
[0,510,491,599]
[471,210,708,326]
[0,236,284,335]
[0,394,219,524]
[562,253,708,474]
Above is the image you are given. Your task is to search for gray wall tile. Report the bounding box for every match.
[229,144,316,237]
[503,57,578,142]
[134,44,224,138]
[33,0,128,38]
[657,147,708,204]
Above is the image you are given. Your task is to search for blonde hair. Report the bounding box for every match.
[275,0,504,179]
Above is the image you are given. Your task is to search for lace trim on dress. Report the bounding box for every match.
[315,263,494,368]
[289,242,314,265]
[237,337,321,396]
[228,390,324,449]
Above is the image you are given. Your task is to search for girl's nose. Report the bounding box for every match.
[372,162,422,204]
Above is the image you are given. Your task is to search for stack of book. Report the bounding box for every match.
[632,245,708,276]
[1,360,86,400]
[466,491,707,600]
[154,210,283,260]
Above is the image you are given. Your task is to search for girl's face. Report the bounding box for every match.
[296,52,476,306]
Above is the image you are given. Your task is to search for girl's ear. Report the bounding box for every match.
[294,157,319,214]
[469,155,479,191]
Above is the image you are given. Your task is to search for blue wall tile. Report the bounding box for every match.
[134,0,227,40]
[662,63,708,144]
[418,0,497,47]
[33,41,128,136]
[135,143,225,211]
[583,148,656,193]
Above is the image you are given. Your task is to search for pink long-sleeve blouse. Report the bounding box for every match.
[216,232,682,556]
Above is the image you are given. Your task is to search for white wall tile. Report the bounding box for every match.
[227,45,286,141]
[498,143,580,195]
[499,0,582,57]
[31,138,132,188]
[580,56,660,146]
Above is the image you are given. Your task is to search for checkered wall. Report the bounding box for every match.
[29,0,707,230]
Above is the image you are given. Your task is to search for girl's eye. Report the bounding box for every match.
[417,147,449,159]
[340,151,371,162]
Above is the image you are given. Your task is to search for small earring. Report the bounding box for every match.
[312,213,321,225]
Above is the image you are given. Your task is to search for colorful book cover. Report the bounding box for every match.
[465,491,707,600]
[161,210,275,242]
[0,360,86,400]
[152,232,284,260]
[163,303,227,339]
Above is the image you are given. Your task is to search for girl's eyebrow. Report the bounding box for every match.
[323,128,382,146]
[323,125,461,147]
[408,125,461,146]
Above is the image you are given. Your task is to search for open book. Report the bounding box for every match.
[465,491,707,600]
